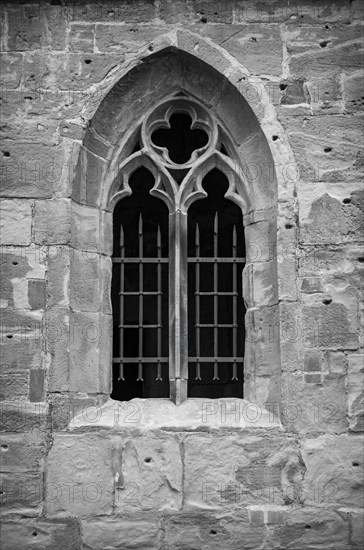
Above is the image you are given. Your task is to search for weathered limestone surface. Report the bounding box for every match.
[0,1,363,549]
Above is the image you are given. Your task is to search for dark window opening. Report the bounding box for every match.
[151,112,208,164]
[111,167,169,400]
[187,169,245,398]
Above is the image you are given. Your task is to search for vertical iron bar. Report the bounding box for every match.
[195,222,201,381]
[213,212,219,381]
[118,225,125,381]
[156,225,162,381]
[232,225,238,381]
[137,213,143,382]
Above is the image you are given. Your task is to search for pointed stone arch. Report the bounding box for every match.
[68,31,299,410]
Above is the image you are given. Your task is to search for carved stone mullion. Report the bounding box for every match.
[169,208,188,404]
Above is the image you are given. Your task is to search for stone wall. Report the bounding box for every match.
[0,1,363,549]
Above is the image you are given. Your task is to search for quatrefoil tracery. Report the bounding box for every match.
[109,96,248,214]
[141,99,217,169]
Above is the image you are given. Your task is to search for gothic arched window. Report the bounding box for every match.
[110,97,247,404]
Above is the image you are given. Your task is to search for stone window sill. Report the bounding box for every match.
[69,397,281,431]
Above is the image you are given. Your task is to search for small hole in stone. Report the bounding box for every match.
[12,261,18,266]
[250,37,257,42]
[358,257,364,263]
[3,151,10,157]
[285,223,294,229]
[322,298,332,305]
[32,531,37,537]
[305,525,311,529]
[342,198,351,204]
[272,135,279,141]
[1,445,8,451]
[319,40,329,48]
[352,462,359,467]
[84,59,92,64]
[280,83,288,91]
[210,529,217,535]
[144,457,152,463]
[6,334,13,339]
[325,25,330,29]
[324,147,332,153]
[24,96,33,100]
[108,10,114,16]
[200,16,207,23]
[148,45,153,52]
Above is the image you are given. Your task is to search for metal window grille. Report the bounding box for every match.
[187,171,245,398]
[111,168,169,400]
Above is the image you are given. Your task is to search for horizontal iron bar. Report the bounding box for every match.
[196,291,238,296]
[195,323,238,328]
[189,357,244,362]
[119,291,162,296]
[114,258,245,263]
[113,258,168,263]
[113,357,243,363]
[113,358,168,363]
[118,324,162,328]
[188,257,245,263]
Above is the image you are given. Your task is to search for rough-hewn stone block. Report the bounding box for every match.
[69,249,100,312]
[0,199,32,246]
[0,401,48,433]
[33,199,71,245]
[68,310,110,394]
[0,333,41,372]
[45,307,69,392]
[184,431,302,509]
[302,301,359,349]
[288,25,363,78]
[0,142,65,198]
[344,71,364,113]
[302,434,364,507]
[281,370,347,433]
[281,115,364,183]
[70,1,157,23]
[0,53,22,87]
[347,353,364,432]
[28,368,46,402]
[275,507,350,549]
[0,372,29,401]
[95,25,165,54]
[234,0,351,24]
[72,146,108,207]
[0,471,43,516]
[69,23,95,53]
[298,186,363,245]
[0,517,81,550]
[5,4,66,51]
[192,24,283,76]
[46,433,113,517]
[28,279,46,310]
[0,431,46,473]
[245,305,280,377]
[114,432,182,512]
[46,246,70,308]
[164,510,266,550]
[82,517,162,550]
